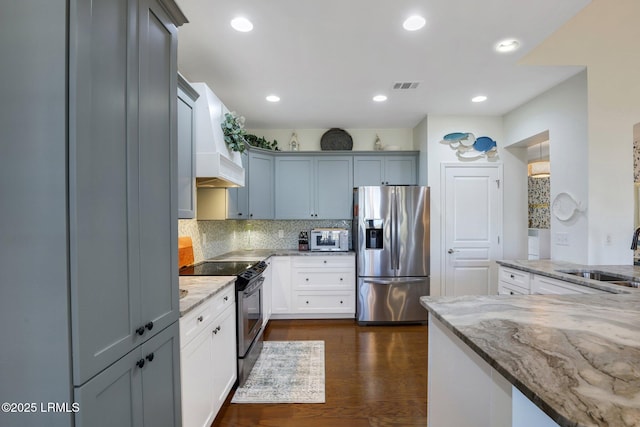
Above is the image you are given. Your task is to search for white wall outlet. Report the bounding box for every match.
[278,230,284,238]
[555,232,569,246]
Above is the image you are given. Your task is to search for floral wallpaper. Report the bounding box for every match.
[179,218,352,262]
[528,176,550,229]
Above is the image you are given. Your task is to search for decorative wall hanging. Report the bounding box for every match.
[551,192,584,221]
[441,132,498,160]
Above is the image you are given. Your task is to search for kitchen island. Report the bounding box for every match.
[421,268,640,427]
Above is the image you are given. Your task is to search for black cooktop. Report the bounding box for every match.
[179,261,256,277]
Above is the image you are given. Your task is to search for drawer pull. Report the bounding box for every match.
[305,278,309,281]
[145,353,154,362]
[213,325,221,334]
[136,359,145,369]
[340,300,344,304]
[224,295,229,302]
[510,291,515,295]
[323,260,327,264]
[197,315,204,322]
[306,300,309,304]
[510,274,515,279]
[145,321,154,331]
[135,327,145,336]
[340,277,343,281]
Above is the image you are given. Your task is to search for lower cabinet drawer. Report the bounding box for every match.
[499,266,530,289]
[180,285,235,348]
[294,292,354,313]
[498,281,528,295]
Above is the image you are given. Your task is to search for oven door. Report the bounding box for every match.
[237,277,264,357]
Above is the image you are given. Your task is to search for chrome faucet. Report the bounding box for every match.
[631,227,640,250]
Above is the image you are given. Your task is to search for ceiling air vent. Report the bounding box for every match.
[393,81,420,90]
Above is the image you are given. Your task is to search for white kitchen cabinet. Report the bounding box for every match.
[177,74,199,219]
[353,153,418,186]
[180,285,236,427]
[531,274,607,295]
[498,266,531,295]
[270,256,293,314]
[270,255,355,318]
[275,156,353,219]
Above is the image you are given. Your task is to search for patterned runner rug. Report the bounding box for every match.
[231,340,325,404]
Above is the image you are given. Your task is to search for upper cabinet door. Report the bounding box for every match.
[275,157,314,219]
[247,151,275,219]
[69,0,141,386]
[177,75,199,219]
[315,156,353,219]
[353,156,385,186]
[384,155,417,185]
[137,0,179,337]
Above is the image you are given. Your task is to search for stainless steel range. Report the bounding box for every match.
[179,260,267,386]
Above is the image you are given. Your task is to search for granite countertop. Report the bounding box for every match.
[179,276,235,316]
[497,259,640,294]
[421,292,640,426]
[209,249,355,262]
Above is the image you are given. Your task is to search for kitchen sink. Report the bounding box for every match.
[555,269,628,282]
[608,281,640,288]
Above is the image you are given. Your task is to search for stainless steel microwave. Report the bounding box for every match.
[309,228,349,252]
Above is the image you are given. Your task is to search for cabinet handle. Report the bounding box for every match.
[145,321,154,331]
[305,278,309,281]
[340,277,343,281]
[213,325,221,334]
[510,274,515,279]
[146,353,154,362]
[323,260,327,264]
[216,326,221,332]
[136,359,145,368]
[238,213,243,216]
[340,300,343,304]
[250,214,253,217]
[510,291,515,295]
[224,296,229,302]
[197,315,204,322]
[306,301,309,304]
[136,327,145,336]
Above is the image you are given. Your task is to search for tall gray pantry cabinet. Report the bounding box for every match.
[0,1,187,427]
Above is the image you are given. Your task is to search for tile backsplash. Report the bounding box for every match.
[179,219,352,262]
[528,176,550,229]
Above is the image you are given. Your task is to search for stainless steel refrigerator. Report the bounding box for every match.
[354,186,430,324]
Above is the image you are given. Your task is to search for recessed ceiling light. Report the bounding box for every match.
[472,95,488,103]
[495,38,520,53]
[403,15,426,31]
[231,17,253,32]
[265,95,280,103]
[373,95,388,102]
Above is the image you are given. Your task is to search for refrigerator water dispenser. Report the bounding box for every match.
[365,220,384,249]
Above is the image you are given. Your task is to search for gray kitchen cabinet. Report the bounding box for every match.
[75,323,182,427]
[1,1,186,426]
[70,0,182,386]
[353,153,418,186]
[177,74,199,219]
[227,149,275,219]
[275,156,353,219]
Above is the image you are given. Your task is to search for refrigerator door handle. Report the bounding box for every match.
[391,187,398,271]
[362,278,427,285]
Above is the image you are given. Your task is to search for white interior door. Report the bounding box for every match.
[442,165,502,296]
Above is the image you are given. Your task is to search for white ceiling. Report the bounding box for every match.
[175,0,590,129]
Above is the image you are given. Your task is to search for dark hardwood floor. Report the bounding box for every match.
[211,319,428,427]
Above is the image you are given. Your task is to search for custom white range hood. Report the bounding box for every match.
[191,82,245,188]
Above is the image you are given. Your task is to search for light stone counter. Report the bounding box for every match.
[421,292,640,426]
[497,259,640,294]
[179,276,235,317]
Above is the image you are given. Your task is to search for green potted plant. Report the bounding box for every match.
[221,112,248,153]
[245,134,280,151]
